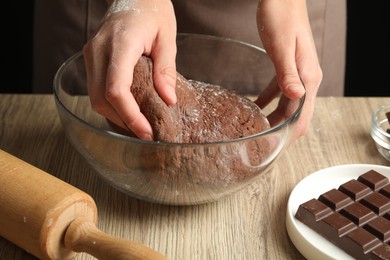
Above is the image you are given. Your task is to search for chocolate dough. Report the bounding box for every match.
[129,56,271,143]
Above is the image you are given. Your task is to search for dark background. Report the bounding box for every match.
[344,1,389,96]
[1,1,389,96]
[1,2,34,93]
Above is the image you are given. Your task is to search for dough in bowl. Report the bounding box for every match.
[106,56,277,204]
[121,56,271,143]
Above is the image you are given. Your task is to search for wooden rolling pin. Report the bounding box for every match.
[0,149,166,260]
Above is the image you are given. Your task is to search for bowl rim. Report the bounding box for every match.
[371,104,390,138]
[53,34,306,146]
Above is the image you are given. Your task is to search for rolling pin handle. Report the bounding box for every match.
[65,217,166,260]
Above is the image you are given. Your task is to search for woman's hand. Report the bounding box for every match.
[83,0,177,140]
[255,0,323,142]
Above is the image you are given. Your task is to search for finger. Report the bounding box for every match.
[269,41,305,100]
[266,94,301,127]
[83,44,131,130]
[254,76,280,109]
[151,32,177,106]
[107,87,153,140]
[105,48,154,140]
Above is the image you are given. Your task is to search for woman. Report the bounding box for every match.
[33,0,346,141]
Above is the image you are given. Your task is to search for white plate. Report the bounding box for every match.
[286,164,390,260]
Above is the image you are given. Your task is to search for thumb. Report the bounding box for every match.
[268,45,305,99]
[151,43,177,106]
[275,64,305,100]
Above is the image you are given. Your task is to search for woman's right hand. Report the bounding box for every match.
[83,0,177,140]
[255,0,323,144]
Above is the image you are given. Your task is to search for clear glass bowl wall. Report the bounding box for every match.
[54,34,304,205]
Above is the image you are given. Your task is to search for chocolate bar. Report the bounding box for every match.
[295,169,390,259]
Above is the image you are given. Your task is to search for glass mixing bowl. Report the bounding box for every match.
[371,105,390,162]
[53,33,305,205]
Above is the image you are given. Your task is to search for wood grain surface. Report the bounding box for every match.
[0,94,389,260]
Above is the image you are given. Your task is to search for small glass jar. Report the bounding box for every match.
[371,105,390,162]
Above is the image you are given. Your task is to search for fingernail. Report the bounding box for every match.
[166,85,177,105]
[140,132,154,141]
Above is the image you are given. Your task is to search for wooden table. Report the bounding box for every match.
[1,94,389,260]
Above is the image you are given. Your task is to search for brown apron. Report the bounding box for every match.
[33,0,346,96]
